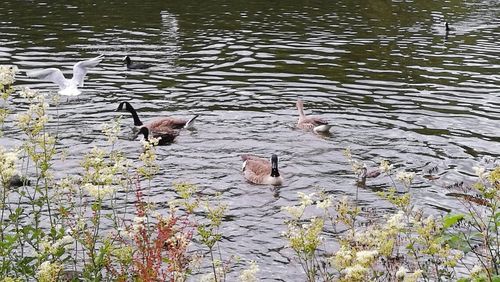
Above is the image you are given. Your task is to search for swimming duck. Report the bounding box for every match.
[296,99,332,133]
[123,56,150,70]
[241,154,283,186]
[27,54,104,96]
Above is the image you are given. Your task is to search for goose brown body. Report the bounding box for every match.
[138,126,179,145]
[241,154,283,186]
[117,101,198,131]
[296,99,332,133]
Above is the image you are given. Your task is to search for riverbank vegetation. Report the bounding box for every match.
[1,66,498,281]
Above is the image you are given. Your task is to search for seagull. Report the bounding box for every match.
[26,54,104,96]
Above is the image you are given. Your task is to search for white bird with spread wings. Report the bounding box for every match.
[27,54,104,96]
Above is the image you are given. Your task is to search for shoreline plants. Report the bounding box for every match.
[1,64,498,282]
[0,65,258,281]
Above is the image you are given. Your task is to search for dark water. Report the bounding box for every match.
[1,0,499,280]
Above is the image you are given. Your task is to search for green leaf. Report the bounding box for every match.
[443,234,470,252]
[443,213,465,229]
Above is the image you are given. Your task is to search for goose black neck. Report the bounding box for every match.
[359,167,367,181]
[125,102,143,126]
[271,154,280,177]
[125,56,131,66]
[139,127,149,140]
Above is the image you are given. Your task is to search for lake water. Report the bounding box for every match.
[1,0,499,280]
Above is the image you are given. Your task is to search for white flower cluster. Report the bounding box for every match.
[316,195,332,210]
[0,146,19,186]
[0,65,18,86]
[298,192,314,206]
[386,210,405,231]
[39,235,74,256]
[82,183,115,200]
[132,215,147,233]
[101,118,121,143]
[238,261,259,282]
[36,261,62,282]
[355,250,379,265]
[379,160,393,174]
[396,170,415,187]
[472,166,488,179]
[19,87,41,100]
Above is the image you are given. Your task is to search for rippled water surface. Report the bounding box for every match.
[1,0,499,279]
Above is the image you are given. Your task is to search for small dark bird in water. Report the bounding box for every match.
[9,174,31,187]
[138,126,179,145]
[445,22,451,32]
[123,56,150,70]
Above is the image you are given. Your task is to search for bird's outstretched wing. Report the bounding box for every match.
[72,54,104,86]
[26,68,67,89]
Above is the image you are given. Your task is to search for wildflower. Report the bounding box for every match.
[403,269,422,282]
[396,265,408,279]
[472,166,487,179]
[0,65,18,86]
[351,160,364,175]
[396,171,415,187]
[1,277,22,282]
[342,264,368,281]
[470,265,483,277]
[386,211,405,231]
[53,235,74,251]
[331,245,354,268]
[316,196,332,210]
[355,250,378,266]
[239,261,259,282]
[298,192,315,206]
[101,117,121,143]
[36,261,62,282]
[82,183,115,200]
[379,160,393,174]
[0,146,18,187]
[281,205,306,219]
[112,246,133,264]
[131,215,147,233]
[19,87,39,99]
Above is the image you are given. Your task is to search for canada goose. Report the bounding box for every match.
[123,56,150,70]
[296,99,332,133]
[138,126,179,145]
[241,154,283,186]
[445,22,451,32]
[26,54,104,96]
[357,165,381,186]
[116,101,198,130]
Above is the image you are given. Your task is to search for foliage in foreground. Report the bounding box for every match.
[1,65,499,282]
[0,66,258,281]
[282,148,499,281]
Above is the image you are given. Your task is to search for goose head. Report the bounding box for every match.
[138,126,150,141]
[116,101,143,127]
[123,56,131,65]
[116,101,132,112]
[270,154,280,177]
[445,22,450,31]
